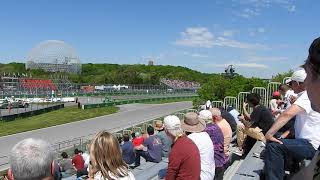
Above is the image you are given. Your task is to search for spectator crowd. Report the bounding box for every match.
[3,37,320,180]
[160,78,201,90]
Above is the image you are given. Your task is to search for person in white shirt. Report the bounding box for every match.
[181,112,215,180]
[278,84,297,110]
[269,91,282,118]
[265,69,320,180]
[291,37,320,180]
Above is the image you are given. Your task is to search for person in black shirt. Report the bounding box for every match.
[234,93,274,156]
[219,106,237,132]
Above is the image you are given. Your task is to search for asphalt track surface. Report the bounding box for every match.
[0,101,192,170]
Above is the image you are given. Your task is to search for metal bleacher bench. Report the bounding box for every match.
[232,141,265,180]
[133,158,169,180]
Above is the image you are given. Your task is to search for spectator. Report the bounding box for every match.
[134,126,162,167]
[155,121,172,157]
[278,84,297,109]
[205,100,212,110]
[269,91,282,118]
[182,112,215,180]
[198,109,213,123]
[88,130,135,180]
[204,111,226,180]
[235,93,274,156]
[72,148,87,178]
[265,69,320,180]
[162,115,201,180]
[292,37,320,179]
[59,152,76,178]
[304,37,320,112]
[121,134,135,165]
[210,108,232,158]
[7,138,55,180]
[219,106,237,132]
[227,105,241,125]
[132,132,144,147]
[79,150,90,169]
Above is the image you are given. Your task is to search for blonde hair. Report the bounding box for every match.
[90,130,129,179]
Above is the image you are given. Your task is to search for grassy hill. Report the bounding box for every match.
[0,62,218,84]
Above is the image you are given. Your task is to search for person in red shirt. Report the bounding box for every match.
[162,115,201,180]
[72,148,87,178]
[132,132,144,147]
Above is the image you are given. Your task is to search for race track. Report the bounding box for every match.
[0,101,192,170]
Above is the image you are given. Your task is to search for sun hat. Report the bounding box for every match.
[181,112,206,133]
[290,69,307,82]
[154,120,164,131]
[163,115,181,130]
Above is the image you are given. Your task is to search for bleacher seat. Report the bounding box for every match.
[231,141,265,180]
[20,79,57,90]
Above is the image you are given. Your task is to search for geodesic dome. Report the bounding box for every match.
[26,40,81,73]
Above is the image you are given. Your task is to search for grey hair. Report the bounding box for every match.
[9,138,54,180]
[209,108,221,117]
[167,128,184,137]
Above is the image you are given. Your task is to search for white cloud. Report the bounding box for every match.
[222,30,235,37]
[208,62,269,69]
[235,0,296,18]
[238,8,260,18]
[248,56,288,62]
[191,53,209,58]
[175,27,214,48]
[175,27,267,50]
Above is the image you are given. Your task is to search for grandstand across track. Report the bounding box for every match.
[0,101,192,170]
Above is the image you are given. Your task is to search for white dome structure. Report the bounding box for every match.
[26,40,81,73]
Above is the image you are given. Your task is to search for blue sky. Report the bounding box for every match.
[0,0,319,78]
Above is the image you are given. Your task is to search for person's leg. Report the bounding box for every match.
[135,150,143,166]
[265,139,316,180]
[236,123,246,150]
[158,168,167,179]
[140,151,156,162]
[214,166,225,180]
[244,126,266,142]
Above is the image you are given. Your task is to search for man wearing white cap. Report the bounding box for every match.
[163,115,200,180]
[265,69,320,180]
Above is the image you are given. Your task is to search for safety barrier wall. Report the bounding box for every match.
[82,95,198,110]
[0,104,64,122]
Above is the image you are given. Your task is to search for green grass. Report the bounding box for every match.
[0,106,119,137]
[144,97,196,104]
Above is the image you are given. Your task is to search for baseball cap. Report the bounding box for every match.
[164,115,181,130]
[285,78,292,85]
[198,110,212,120]
[273,91,280,97]
[290,69,307,82]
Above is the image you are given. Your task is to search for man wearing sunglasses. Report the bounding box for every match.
[291,37,320,179]
[265,68,320,180]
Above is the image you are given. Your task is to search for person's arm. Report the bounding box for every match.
[134,144,145,150]
[279,130,290,139]
[265,104,304,144]
[242,102,251,121]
